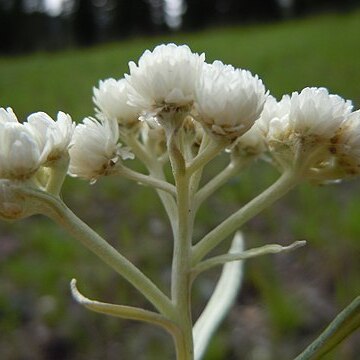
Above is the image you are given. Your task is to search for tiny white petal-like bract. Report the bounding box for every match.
[93,78,140,126]
[26,111,75,164]
[258,88,353,171]
[69,116,133,181]
[0,107,18,124]
[257,95,290,139]
[195,61,267,140]
[0,108,44,180]
[288,87,352,138]
[126,43,205,112]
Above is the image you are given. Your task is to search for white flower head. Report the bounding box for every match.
[69,117,133,182]
[126,43,205,113]
[289,87,352,137]
[93,78,140,127]
[0,108,45,180]
[195,61,267,140]
[258,88,353,171]
[26,111,75,165]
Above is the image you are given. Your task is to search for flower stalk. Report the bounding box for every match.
[23,187,175,318]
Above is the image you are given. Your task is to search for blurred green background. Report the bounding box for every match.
[1,9,360,360]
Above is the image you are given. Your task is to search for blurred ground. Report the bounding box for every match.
[1,9,360,360]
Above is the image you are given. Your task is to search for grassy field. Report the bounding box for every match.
[1,9,360,360]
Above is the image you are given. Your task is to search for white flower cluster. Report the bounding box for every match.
[0,108,74,181]
[93,43,268,140]
[1,43,360,187]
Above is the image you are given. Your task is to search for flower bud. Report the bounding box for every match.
[0,108,44,180]
[93,78,140,127]
[231,123,266,158]
[0,180,34,220]
[26,111,75,165]
[69,117,134,182]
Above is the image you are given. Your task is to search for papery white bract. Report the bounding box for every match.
[93,78,140,127]
[0,108,45,180]
[69,117,133,182]
[126,43,205,112]
[0,107,18,124]
[257,95,290,140]
[289,87,352,137]
[26,111,75,164]
[195,61,267,140]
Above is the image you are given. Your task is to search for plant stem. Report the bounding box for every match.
[148,162,177,232]
[171,172,194,359]
[71,279,178,334]
[192,170,299,265]
[45,156,69,196]
[24,188,175,318]
[192,240,306,276]
[167,128,194,359]
[194,159,247,211]
[116,164,176,196]
[121,133,177,231]
[186,138,227,175]
[294,296,360,360]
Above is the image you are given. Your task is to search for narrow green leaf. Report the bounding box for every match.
[294,296,360,360]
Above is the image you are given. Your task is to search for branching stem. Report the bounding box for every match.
[21,188,175,319]
[115,164,176,196]
[192,170,300,265]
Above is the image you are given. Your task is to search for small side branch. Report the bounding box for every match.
[116,164,176,196]
[71,279,178,333]
[20,187,175,319]
[186,138,227,176]
[192,240,306,277]
[194,159,248,211]
[192,171,299,265]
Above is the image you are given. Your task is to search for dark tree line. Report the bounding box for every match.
[0,0,359,54]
